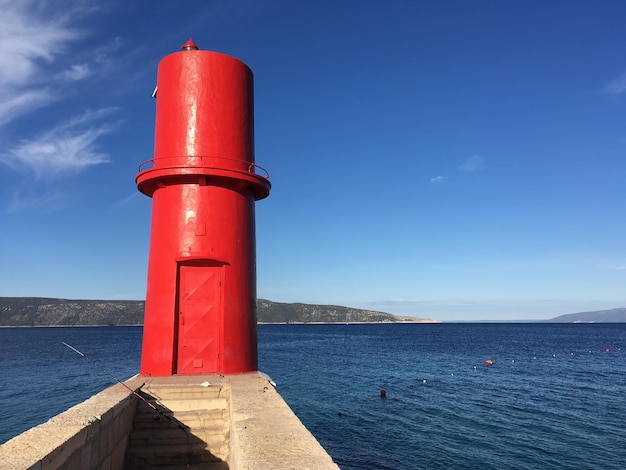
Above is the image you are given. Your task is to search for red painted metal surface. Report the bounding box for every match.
[136,41,270,375]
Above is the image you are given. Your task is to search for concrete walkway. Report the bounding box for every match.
[142,373,340,469]
[0,373,340,469]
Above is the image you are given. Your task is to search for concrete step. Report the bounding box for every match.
[133,409,228,430]
[142,385,225,400]
[125,443,229,467]
[124,464,229,470]
[129,426,228,447]
[126,441,229,463]
[137,397,229,413]
[124,383,231,470]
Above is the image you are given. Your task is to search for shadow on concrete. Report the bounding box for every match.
[124,390,229,469]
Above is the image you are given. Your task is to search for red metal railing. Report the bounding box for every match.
[137,155,270,179]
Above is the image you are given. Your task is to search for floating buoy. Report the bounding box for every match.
[485,359,493,366]
[606,348,610,353]
[380,389,387,398]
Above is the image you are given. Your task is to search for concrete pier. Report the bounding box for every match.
[0,373,339,469]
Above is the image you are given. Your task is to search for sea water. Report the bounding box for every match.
[1,323,625,469]
[260,323,626,469]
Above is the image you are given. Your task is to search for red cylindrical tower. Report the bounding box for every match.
[136,40,270,376]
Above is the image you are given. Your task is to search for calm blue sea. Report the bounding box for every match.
[1,323,625,469]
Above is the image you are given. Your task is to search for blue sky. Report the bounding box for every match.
[1,0,626,321]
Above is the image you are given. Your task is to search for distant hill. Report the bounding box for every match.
[0,297,438,326]
[256,299,438,323]
[2,297,624,325]
[0,297,145,326]
[546,308,626,323]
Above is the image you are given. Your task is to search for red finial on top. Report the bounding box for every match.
[181,38,199,51]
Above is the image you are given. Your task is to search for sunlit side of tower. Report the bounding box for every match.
[136,40,270,376]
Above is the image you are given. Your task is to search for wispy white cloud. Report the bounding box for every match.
[0,1,99,125]
[457,155,485,172]
[112,192,145,211]
[6,186,71,213]
[0,108,116,178]
[605,72,626,94]
[0,3,78,83]
[0,0,119,188]
[430,175,446,185]
[63,63,93,81]
[429,155,486,186]
[0,89,56,126]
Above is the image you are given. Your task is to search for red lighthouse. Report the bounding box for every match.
[136,40,270,376]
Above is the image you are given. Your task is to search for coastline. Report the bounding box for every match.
[257,319,442,325]
[0,320,441,328]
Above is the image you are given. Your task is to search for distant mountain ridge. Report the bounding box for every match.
[0,297,145,326]
[0,297,438,326]
[545,308,626,323]
[255,299,437,323]
[1,297,624,325]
